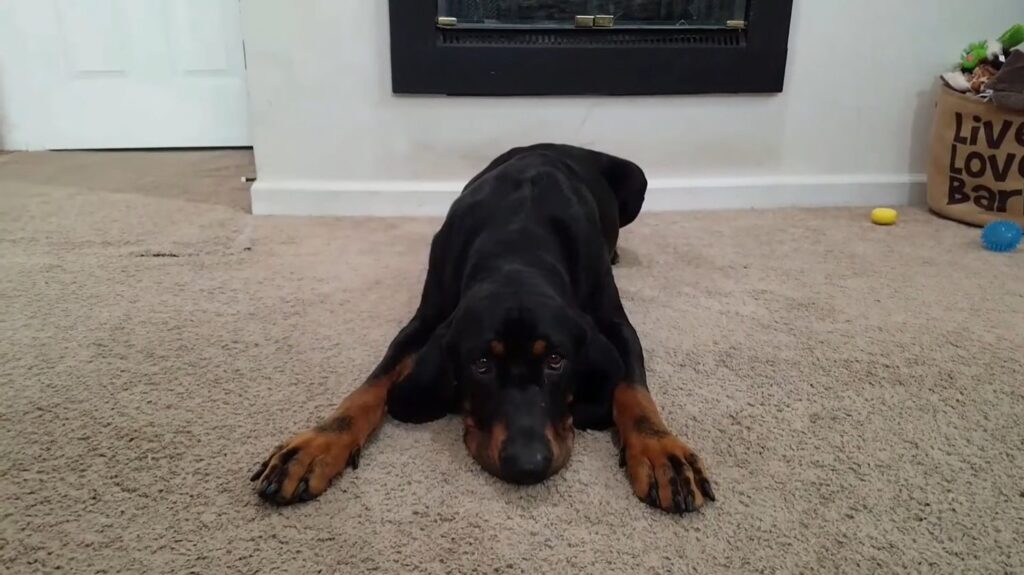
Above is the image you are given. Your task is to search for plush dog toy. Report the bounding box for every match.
[943,24,1024,95]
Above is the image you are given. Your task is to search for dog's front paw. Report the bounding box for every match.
[249,428,361,505]
[620,431,715,514]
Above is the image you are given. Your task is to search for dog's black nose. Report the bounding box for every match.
[499,439,553,485]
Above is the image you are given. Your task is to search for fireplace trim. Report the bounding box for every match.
[389,0,794,96]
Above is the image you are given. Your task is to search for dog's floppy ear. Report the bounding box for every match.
[569,313,624,430]
[387,318,458,424]
[579,320,624,384]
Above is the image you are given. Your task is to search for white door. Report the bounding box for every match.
[0,0,249,150]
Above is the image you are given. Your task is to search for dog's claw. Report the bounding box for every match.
[348,447,361,470]
[670,477,686,513]
[645,474,660,508]
[699,478,716,502]
[262,481,278,498]
[297,479,312,501]
[248,463,267,482]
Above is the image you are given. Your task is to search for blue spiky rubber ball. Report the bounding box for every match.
[981,221,1023,253]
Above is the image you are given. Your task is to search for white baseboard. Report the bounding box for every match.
[250,174,927,217]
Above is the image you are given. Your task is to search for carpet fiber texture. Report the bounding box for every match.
[1,151,1022,574]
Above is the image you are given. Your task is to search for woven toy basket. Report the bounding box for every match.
[927,85,1024,226]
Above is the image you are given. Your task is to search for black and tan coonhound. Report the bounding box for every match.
[251,144,715,514]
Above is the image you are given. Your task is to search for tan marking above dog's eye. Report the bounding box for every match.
[490,340,506,357]
[532,340,548,356]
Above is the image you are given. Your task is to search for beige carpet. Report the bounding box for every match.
[1,151,1022,574]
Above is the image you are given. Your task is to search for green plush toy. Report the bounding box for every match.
[1000,24,1024,52]
[961,41,990,71]
[960,24,1024,71]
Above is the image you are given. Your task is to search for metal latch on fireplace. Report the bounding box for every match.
[575,15,615,28]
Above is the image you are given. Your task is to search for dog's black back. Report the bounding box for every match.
[438,143,646,309]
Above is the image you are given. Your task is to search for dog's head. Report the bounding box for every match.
[443,286,621,485]
[386,284,623,485]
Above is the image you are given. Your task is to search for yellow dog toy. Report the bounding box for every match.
[871,208,898,225]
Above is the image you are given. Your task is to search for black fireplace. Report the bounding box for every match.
[389,0,794,96]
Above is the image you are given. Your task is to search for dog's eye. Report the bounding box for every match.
[472,357,492,375]
[545,353,564,371]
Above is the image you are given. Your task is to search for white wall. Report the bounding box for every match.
[242,1,1024,215]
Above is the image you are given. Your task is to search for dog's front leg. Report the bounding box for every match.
[598,309,716,514]
[250,316,432,505]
